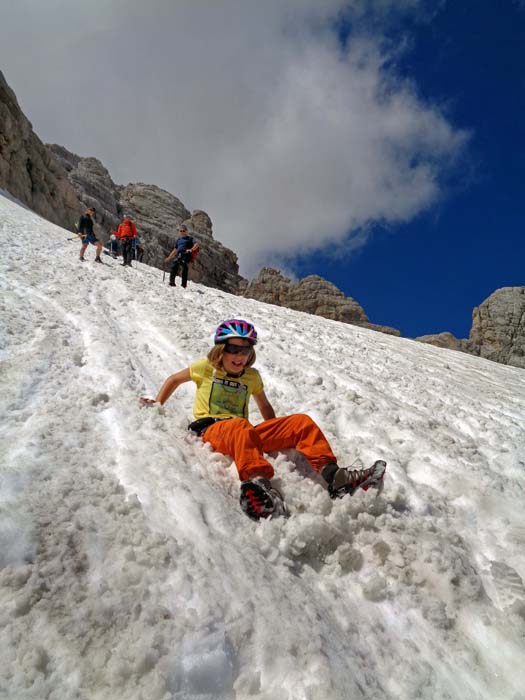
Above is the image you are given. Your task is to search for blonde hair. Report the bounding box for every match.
[207,344,256,370]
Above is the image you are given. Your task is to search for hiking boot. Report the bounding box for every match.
[94,256,102,263]
[323,460,386,499]
[240,477,286,520]
[79,257,85,262]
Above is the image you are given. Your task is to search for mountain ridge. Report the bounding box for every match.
[1,69,523,368]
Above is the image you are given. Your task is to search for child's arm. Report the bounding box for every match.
[140,368,192,406]
[155,368,192,404]
[254,390,276,420]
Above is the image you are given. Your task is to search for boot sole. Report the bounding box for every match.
[345,460,387,497]
[240,482,288,521]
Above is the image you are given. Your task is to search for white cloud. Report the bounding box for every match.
[0,0,467,276]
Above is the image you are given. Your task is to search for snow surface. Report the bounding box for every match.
[1,192,524,700]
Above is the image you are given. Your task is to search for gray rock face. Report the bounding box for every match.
[45,145,245,293]
[243,268,400,335]
[117,181,191,269]
[467,287,525,368]
[415,332,469,352]
[241,267,298,307]
[48,144,121,233]
[416,288,525,369]
[112,184,245,293]
[186,210,245,292]
[0,71,80,229]
[290,275,369,325]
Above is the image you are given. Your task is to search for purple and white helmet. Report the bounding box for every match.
[214,319,258,345]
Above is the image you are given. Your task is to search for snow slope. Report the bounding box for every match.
[1,192,524,700]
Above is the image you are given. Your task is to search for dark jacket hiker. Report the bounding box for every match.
[165,224,198,288]
[77,207,103,263]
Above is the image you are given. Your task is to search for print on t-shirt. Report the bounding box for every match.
[209,376,248,417]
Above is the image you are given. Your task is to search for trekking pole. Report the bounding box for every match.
[163,264,166,283]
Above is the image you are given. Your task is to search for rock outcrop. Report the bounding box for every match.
[415,332,469,352]
[117,181,191,269]
[48,144,121,233]
[243,268,401,335]
[46,146,245,294]
[417,287,525,369]
[184,210,246,293]
[114,183,245,294]
[0,71,80,229]
[467,287,525,368]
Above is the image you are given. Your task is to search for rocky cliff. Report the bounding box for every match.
[47,145,245,294]
[243,268,401,335]
[0,71,80,229]
[116,181,191,269]
[467,287,525,368]
[118,186,244,293]
[48,144,121,233]
[415,332,468,353]
[416,287,525,369]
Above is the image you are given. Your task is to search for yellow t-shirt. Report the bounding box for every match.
[189,357,264,420]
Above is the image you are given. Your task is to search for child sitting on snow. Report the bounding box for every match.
[140,319,386,520]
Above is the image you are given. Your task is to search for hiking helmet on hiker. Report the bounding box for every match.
[214,319,258,345]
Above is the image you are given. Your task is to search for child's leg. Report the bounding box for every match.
[254,414,337,474]
[203,418,274,481]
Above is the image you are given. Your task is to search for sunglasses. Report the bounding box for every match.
[223,343,252,356]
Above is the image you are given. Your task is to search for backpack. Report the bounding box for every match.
[190,243,200,262]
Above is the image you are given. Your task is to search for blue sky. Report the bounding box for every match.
[0,1,523,340]
[294,1,525,337]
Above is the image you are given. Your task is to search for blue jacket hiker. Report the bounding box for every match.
[165,224,198,288]
[132,237,144,262]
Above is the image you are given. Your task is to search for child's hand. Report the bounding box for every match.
[139,397,157,407]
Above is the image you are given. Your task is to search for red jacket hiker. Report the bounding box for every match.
[116,218,137,239]
[117,216,138,267]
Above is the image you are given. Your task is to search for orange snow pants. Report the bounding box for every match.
[202,413,337,482]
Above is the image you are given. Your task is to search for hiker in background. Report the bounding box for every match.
[117,213,137,267]
[77,207,103,263]
[165,224,198,288]
[132,236,145,263]
[109,232,119,259]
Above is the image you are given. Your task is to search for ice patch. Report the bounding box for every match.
[168,627,235,699]
[0,472,35,567]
